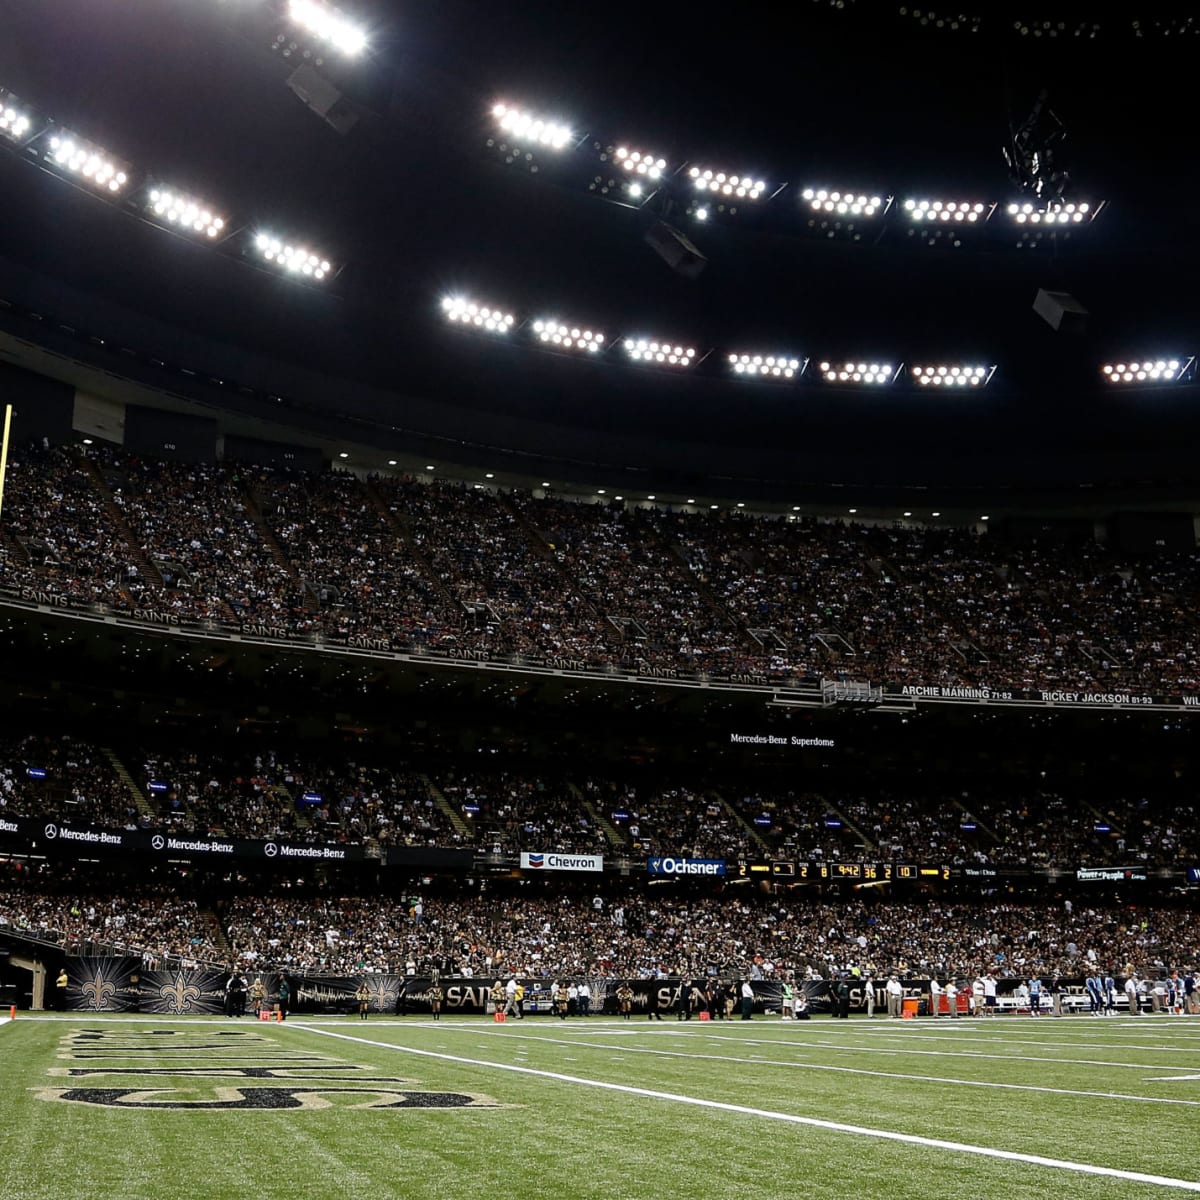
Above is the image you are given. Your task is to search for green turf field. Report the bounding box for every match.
[4,1012,1200,1198]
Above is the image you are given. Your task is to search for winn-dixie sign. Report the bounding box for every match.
[647,857,727,876]
[0,816,367,862]
[520,851,603,873]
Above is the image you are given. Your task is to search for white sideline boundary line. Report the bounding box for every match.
[699,1033,1174,1071]
[431,1025,1200,1109]
[290,1025,1200,1192]
[820,1026,1200,1055]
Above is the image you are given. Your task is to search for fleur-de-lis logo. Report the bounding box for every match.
[158,973,202,1014]
[81,977,116,1011]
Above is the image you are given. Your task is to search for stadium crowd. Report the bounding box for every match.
[2,731,1197,866]
[0,877,220,966]
[6,442,1200,694]
[0,734,146,830]
[218,894,1200,981]
[4,863,1195,986]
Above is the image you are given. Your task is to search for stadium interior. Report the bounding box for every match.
[1,2,1199,1197]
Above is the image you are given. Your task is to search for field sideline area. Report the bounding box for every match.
[3,1014,1200,1198]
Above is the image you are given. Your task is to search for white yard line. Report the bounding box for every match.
[288,1025,1200,1193]
[693,1032,1174,1071]
[822,1026,1200,1055]
[428,1025,1200,1109]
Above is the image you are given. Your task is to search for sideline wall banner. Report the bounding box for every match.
[65,956,141,1012]
[141,968,228,1015]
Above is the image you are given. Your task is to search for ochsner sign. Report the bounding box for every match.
[520,851,603,873]
[648,857,726,876]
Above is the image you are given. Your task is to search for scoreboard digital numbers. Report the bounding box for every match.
[814,863,924,881]
[743,861,942,881]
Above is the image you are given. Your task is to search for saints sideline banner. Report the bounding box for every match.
[140,968,231,1015]
[65,957,141,1013]
[60,962,835,1017]
[61,962,1134,1017]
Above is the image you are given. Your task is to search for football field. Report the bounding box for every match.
[3,1012,1200,1198]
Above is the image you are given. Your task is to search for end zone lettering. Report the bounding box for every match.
[648,857,726,877]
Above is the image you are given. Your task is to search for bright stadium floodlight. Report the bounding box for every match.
[254,232,333,282]
[491,103,574,150]
[728,353,805,381]
[911,364,995,387]
[147,187,228,240]
[1005,199,1099,225]
[287,0,368,56]
[1100,357,1192,385]
[801,188,888,218]
[624,338,697,368]
[532,319,605,353]
[442,296,516,333]
[902,198,994,224]
[613,146,668,180]
[0,96,33,142]
[45,132,130,195]
[688,166,769,201]
[818,360,899,385]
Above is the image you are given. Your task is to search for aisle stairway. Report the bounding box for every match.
[102,748,154,821]
[710,789,770,855]
[571,783,624,847]
[239,482,300,582]
[79,455,165,589]
[422,774,471,839]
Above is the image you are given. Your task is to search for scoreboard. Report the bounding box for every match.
[747,861,949,881]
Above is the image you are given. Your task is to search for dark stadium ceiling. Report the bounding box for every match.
[0,0,1198,491]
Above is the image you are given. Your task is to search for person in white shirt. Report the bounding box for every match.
[929,977,942,1018]
[1125,975,1141,1015]
[886,975,903,1018]
[944,979,958,1018]
[577,980,591,1017]
[740,979,754,1020]
[983,973,998,1016]
[862,975,876,1018]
